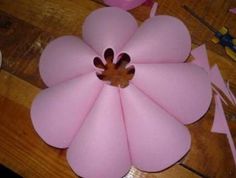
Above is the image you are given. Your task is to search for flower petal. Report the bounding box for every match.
[67,85,131,178]
[120,84,191,171]
[122,15,191,63]
[31,73,103,148]
[40,36,96,87]
[82,7,138,57]
[131,63,212,124]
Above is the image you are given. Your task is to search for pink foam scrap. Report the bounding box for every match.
[212,86,228,105]
[226,81,236,105]
[149,2,158,18]
[191,44,210,73]
[209,65,234,104]
[211,94,236,165]
[229,8,236,14]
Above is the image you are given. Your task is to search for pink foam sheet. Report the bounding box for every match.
[120,84,191,171]
[210,65,234,104]
[121,15,191,63]
[131,63,212,124]
[31,73,103,148]
[191,44,210,73]
[212,94,236,164]
[103,0,145,10]
[82,7,137,58]
[67,85,131,178]
[39,36,96,87]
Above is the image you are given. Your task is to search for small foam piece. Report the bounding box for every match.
[226,81,236,105]
[149,2,158,18]
[229,8,236,14]
[191,44,210,73]
[211,94,236,165]
[209,65,235,104]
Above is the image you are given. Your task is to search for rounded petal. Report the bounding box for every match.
[103,0,146,10]
[131,63,212,124]
[82,7,138,57]
[122,15,191,63]
[40,36,97,87]
[31,73,103,148]
[67,85,131,178]
[120,84,191,171]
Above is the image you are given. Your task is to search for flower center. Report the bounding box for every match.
[93,48,135,88]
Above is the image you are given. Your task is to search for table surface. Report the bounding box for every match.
[0,0,236,177]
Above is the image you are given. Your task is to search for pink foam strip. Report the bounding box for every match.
[149,2,158,18]
[229,8,236,14]
[212,86,228,105]
[226,81,236,105]
[210,65,234,104]
[211,94,236,165]
[191,44,210,73]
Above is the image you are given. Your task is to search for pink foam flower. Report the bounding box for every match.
[31,7,212,178]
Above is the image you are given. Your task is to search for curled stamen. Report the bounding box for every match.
[116,53,131,69]
[93,48,135,88]
[93,57,106,69]
[127,65,135,75]
[104,48,114,63]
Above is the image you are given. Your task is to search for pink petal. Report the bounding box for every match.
[120,84,191,171]
[31,73,103,148]
[131,63,212,124]
[40,36,96,87]
[67,85,131,178]
[82,7,138,57]
[191,44,210,73]
[122,15,191,63]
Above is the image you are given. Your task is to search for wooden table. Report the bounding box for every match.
[0,0,236,177]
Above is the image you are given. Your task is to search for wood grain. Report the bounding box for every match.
[0,0,236,177]
[0,10,51,88]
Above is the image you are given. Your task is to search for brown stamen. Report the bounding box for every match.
[94,49,135,88]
